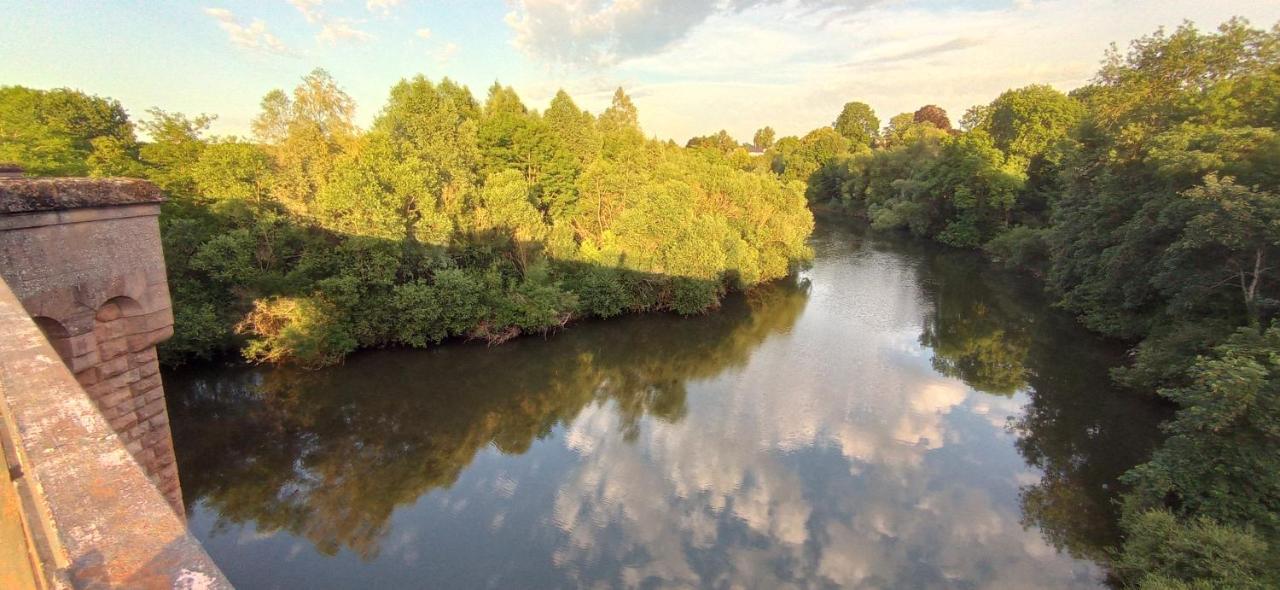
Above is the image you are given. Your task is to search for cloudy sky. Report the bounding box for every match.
[2,1,1278,142]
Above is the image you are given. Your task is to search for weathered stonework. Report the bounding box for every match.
[0,177,183,513]
[0,277,230,589]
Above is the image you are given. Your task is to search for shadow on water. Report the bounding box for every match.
[166,220,1168,588]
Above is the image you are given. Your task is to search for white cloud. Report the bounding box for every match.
[286,0,376,46]
[317,20,376,46]
[286,0,326,24]
[509,0,1280,142]
[415,27,432,40]
[367,0,404,15]
[203,7,294,56]
[504,0,884,67]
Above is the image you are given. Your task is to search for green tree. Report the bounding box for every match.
[834,101,879,147]
[138,109,214,198]
[753,126,775,149]
[255,69,358,213]
[977,85,1083,170]
[0,86,138,176]
[1123,324,1280,539]
[190,139,274,212]
[598,87,643,156]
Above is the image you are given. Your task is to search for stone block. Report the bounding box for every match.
[97,388,133,412]
[97,335,129,360]
[128,325,172,352]
[139,398,167,421]
[105,368,141,389]
[109,412,139,433]
[94,318,128,341]
[130,373,162,395]
[131,308,173,334]
[148,411,169,429]
[84,380,114,399]
[67,347,99,373]
[96,354,129,378]
[132,346,157,364]
[75,367,100,387]
[67,332,96,356]
[143,386,165,404]
[126,422,148,442]
[139,357,160,377]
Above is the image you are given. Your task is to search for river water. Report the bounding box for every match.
[166,220,1167,589]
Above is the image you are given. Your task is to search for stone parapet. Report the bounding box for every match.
[0,277,230,589]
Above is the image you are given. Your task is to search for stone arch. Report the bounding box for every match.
[32,315,72,363]
[93,296,144,367]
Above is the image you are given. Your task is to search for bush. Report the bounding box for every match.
[237,296,357,369]
[984,225,1049,274]
[1113,509,1273,589]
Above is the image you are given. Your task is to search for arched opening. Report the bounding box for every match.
[97,296,144,321]
[94,296,145,364]
[32,315,73,364]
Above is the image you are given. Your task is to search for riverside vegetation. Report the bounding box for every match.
[786,18,1279,590]
[0,77,814,369]
[0,16,1276,590]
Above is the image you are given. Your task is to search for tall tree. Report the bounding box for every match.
[834,101,879,147]
[753,126,775,150]
[978,85,1082,169]
[912,105,951,131]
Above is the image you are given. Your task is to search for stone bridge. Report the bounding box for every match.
[0,172,230,588]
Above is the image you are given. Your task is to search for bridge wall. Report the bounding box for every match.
[0,178,181,512]
[0,276,229,589]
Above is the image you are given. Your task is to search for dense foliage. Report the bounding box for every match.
[0,77,813,368]
[3,15,1277,587]
[798,18,1280,589]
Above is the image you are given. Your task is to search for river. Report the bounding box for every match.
[165,220,1167,589]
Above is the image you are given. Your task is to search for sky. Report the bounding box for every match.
[2,0,1278,142]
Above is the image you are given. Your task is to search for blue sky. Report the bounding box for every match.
[2,1,1278,142]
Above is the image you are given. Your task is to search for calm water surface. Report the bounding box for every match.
[166,221,1167,589]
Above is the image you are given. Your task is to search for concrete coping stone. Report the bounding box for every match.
[0,178,165,214]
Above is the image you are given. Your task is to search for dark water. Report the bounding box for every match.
[166,221,1167,589]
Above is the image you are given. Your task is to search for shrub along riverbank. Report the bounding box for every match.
[788,18,1279,590]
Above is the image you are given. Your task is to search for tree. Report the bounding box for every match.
[753,126,775,149]
[1158,176,1280,327]
[138,109,214,198]
[1123,324,1280,541]
[0,86,138,176]
[686,130,739,152]
[912,105,951,131]
[834,101,879,147]
[544,90,600,165]
[598,87,643,156]
[977,85,1082,170]
[256,69,358,212]
[191,139,273,211]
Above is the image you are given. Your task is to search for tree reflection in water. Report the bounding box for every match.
[168,222,1168,589]
[168,280,810,560]
[900,234,1169,566]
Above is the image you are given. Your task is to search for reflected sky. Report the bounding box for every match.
[166,221,1163,589]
